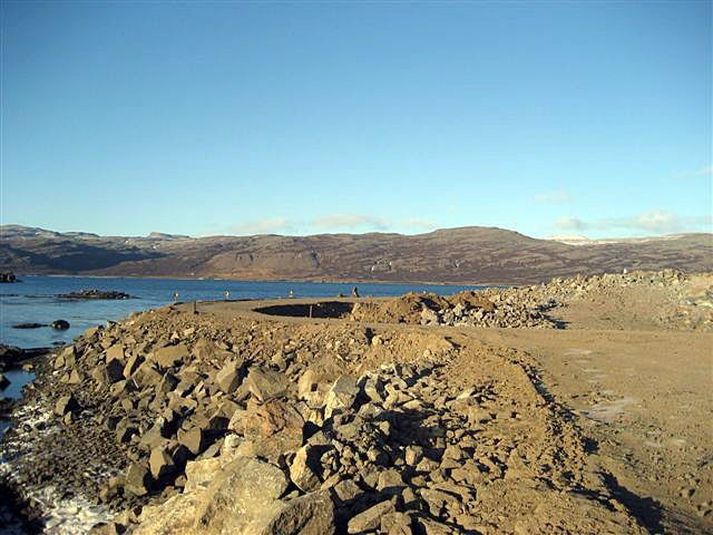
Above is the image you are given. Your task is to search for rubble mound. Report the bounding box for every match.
[351,291,560,329]
[349,270,713,331]
[1,304,648,533]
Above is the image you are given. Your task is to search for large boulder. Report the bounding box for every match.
[254,490,335,535]
[54,394,79,416]
[150,444,177,480]
[289,445,321,492]
[232,399,304,461]
[347,499,396,534]
[245,367,289,402]
[214,358,245,394]
[125,463,151,496]
[178,427,205,456]
[152,344,189,369]
[195,457,289,533]
[323,376,359,419]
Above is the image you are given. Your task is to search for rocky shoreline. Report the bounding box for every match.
[1,270,710,534]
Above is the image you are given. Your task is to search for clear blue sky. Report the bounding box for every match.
[1,1,711,239]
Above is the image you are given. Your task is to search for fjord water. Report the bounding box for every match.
[0,276,481,349]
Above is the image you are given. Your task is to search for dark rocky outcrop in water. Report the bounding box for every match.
[0,345,51,371]
[0,271,18,283]
[58,289,132,300]
[50,320,71,330]
[12,323,46,330]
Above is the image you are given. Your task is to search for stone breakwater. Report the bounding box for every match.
[0,287,654,534]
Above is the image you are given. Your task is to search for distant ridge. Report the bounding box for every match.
[1,225,711,284]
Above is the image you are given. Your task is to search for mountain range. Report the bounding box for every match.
[1,224,711,284]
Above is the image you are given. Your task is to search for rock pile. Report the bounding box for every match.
[1,310,448,525]
[349,270,713,331]
[501,269,690,302]
[350,291,561,329]
[134,357,643,535]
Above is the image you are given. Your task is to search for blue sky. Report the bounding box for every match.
[1,1,711,239]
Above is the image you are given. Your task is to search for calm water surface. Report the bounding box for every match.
[0,275,484,349]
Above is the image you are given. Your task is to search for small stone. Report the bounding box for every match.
[123,354,143,378]
[88,522,122,535]
[405,446,424,466]
[381,512,414,534]
[64,368,82,385]
[377,469,405,494]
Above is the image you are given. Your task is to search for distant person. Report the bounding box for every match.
[352,286,360,298]
[172,291,180,301]
[224,290,230,300]
[289,289,295,299]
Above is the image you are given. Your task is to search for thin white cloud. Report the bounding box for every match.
[230,217,293,235]
[673,165,713,180]
[400,218,437,231]
[312,214,390,231]
[534,190,572,204]
[227,214,441,236]
[555,210,712,234]
[555,216,586,231]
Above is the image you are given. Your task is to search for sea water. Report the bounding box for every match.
[0,275,483,349]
